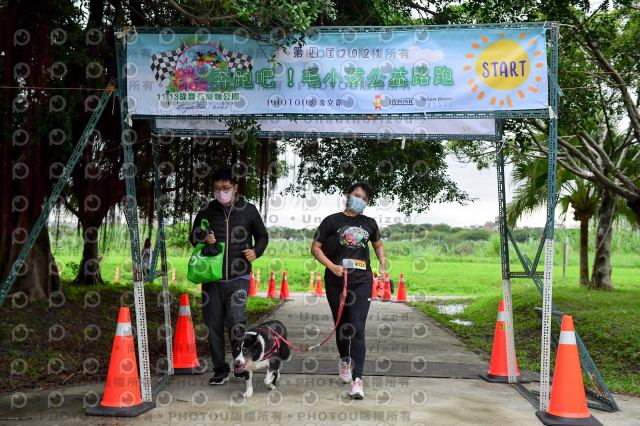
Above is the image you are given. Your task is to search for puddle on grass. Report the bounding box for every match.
[449,319,474,326]
[436,303,468,315]
[433,302,474,326]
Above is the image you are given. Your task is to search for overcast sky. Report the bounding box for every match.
[264,145,577,230]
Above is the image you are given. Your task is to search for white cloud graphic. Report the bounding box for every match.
[398,46,445,64]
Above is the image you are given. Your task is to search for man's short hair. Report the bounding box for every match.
[212,167,237,185]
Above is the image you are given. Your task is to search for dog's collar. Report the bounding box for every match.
[256,326,281,360]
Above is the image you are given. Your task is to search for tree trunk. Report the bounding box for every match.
[74,216,106,286]
[628,197,640,226]
[579,219,590,287]
[591,189,616,291]
[2,226,61,302]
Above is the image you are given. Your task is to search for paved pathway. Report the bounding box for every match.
[1,293,638,425]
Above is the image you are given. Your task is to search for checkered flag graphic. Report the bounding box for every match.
[149,40,188,87]
[218,40,254,72]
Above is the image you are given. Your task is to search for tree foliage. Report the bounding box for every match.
[0,0,336,297]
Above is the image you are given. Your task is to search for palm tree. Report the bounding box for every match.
[507,156,599,287]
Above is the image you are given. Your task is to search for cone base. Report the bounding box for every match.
[279,298,294,301]
[86,401,156,417]
[479,372,530,384]
[535,410,602,426]
[173,364,207,375]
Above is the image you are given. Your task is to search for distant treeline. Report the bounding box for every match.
[49,222,544,253]
[266,223,543,244]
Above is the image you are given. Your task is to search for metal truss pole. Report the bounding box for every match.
[539,23,560,412]
[152,142,175,395]
[496,137,517,384]
[0,79,116,308]
[115,32,152,402]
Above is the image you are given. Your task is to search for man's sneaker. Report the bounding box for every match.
[339,360,352,384]
[349,378,364,399]
[233,371,248,379]
[209,369,229,385]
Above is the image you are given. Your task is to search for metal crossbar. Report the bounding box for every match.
[0,78,117,308]
[130,21,556,35]
[509,271,544,279]
[134,110,552,121]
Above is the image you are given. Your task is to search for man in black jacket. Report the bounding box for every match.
[190,168,269,385]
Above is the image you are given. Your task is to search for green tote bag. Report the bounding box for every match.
[187,219,225,284]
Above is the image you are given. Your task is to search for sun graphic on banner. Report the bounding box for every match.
[462,32,545,108]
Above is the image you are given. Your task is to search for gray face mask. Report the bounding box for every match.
[348,196,367,214]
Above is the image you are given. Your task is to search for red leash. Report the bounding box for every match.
[266,268,349,352]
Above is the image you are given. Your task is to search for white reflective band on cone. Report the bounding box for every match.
[115,323,133,336]
[497,311,507,322]
[178,305,191,316]
[558,330,576,345]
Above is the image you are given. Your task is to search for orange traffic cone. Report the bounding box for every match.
[371,273,378,300]
[280,270,293,300]
[173,294,206,375]
[86,307,155,417]
[536,316,602,426]
[267,270,278,298]
[395,273,407,302]
[248,270,257,296]
[479,300,529,383]
[382,273,392,301]
[256,269,261,290]
[308,270,315,292]
[314,272,324,296]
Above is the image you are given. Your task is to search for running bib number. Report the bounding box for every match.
[342,259,366,270]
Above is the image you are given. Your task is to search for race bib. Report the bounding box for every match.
[342,259,366,270]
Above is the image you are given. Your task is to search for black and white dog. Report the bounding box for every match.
[232,320,291,398]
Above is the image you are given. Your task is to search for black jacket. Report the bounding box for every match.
[190,198,268,280]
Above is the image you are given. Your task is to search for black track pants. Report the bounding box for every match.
[201,279,250,372]
[325,277,372,380]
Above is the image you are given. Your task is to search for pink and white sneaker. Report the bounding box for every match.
[349,378,364,399]
[339,360,352,384]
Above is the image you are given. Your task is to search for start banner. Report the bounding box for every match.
[124,25,549,118]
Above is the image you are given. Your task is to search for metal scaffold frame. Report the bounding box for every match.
[0,21,616,415]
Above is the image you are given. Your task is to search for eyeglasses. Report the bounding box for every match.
[214,186,234,192]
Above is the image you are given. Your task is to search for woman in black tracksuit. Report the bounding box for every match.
[310,182,386,399]
[190,168,269,385]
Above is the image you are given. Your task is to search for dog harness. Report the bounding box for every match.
[256,326,282,360]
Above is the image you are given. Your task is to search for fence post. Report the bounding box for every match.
[562,236,569,279]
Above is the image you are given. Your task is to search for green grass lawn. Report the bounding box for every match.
[411,278,640,395]
[56,248,639,297]
[53,243,640,396]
